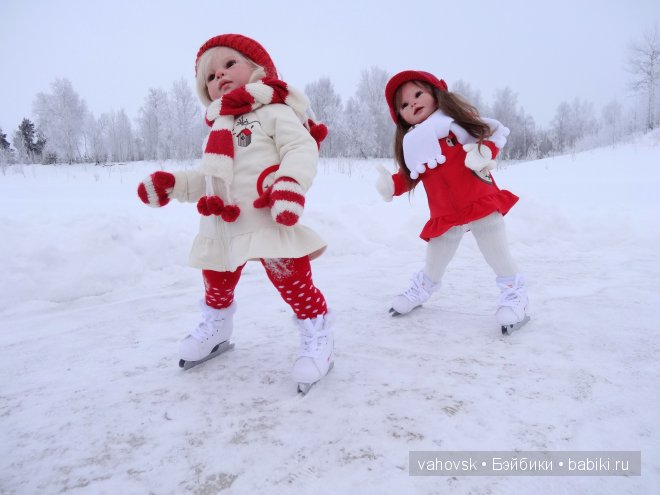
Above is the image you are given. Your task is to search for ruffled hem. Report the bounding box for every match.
[420,190,519,241]
[188,225,327,272]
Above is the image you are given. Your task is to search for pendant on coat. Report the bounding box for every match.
[472,169,494,184]
[233,116,260,148]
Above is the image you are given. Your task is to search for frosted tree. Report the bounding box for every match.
[346,66,392,158]
[83,114,107,163]
[33,79,88,163]
[627,25,660,130]
[11,118,46,163]
[491,87,535,159]
[0,127,14,165]
[168,78,202,160]
[0,128,9,151]
[138,88,170,160]
[99,110,135,162]
[551,101,572,151]
[452,79,489,115]
[305,77,344,157]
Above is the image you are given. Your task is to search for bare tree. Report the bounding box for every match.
[627,25,660,130]
[601,100,624,145]
[33,79,88,163]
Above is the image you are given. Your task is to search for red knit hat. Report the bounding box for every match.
[195,34,277,105]
[385,70,448,123]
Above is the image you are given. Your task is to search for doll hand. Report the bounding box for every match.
[481,118,510,149]
[402,120,446,179]
[253,177,305,226]
[375,165,394,202]
[463,143,496,172]
[137,171,175,207]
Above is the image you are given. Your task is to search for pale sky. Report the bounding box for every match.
[1,0,658,135]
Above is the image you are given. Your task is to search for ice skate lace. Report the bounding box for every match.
[190,306,225,342]
[498,286,523,308]
[403,272,431,302]
[298,318,329,357]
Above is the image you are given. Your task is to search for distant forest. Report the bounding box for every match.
[2,27,658,166]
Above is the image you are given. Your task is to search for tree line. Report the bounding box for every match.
[2,26,658,166]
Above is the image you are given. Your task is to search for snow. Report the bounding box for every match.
[1,133,659,494]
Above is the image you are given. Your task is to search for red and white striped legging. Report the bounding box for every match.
[202,256,328,320]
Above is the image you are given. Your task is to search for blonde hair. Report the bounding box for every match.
[393,80,492,190]
[195,46,263,106]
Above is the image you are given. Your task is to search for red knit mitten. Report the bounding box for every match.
[253,177,305,226]
[137,171,175,207]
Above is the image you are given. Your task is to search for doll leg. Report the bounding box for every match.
[424,225,464,282]
[469,212,518,277]
[390,227,463,315]
[178,266,245,364]
[470,213,528,328]
[261,257,333,390]
[202,266,244,309]
[260,257,328,319]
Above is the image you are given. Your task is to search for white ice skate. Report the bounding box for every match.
[389,270,439,316]
[178,301,236,369]
[292,312,335,394]
[496,275,530,334]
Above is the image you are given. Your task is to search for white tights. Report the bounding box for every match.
[424,212,519,282]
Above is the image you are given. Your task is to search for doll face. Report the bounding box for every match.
[397,81,437,126]
[205,47,255,101]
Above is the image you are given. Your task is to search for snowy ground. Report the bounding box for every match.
[1,133,659,494]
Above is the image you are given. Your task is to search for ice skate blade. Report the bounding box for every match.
[297,362,335,395]
[501,315,531,335]
[389,305,422,317]
[179,341,234,370]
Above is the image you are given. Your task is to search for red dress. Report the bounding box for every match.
[392,134,518,241]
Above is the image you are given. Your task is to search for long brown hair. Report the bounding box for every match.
[393,81,492,190]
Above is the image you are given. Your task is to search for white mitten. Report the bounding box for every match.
[482,118,510,149]
[375,165,395,202]
[402,113,447,180]
[463,143,496,171]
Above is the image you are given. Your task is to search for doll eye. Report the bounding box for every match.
[207,74,215,82]
[415,91,423,98]
[225,59,236,69]
[400,102,408,110]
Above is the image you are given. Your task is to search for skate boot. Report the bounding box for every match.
[496,274,530,334]
[292,312,335,394]
[178,301,236,369]
[390,270,439,316]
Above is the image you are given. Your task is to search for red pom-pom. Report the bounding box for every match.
[206,195,224,215]
[221,204,240,222]
[275,211,298,226]
[253,188,272,209]
[152,171,175,189]
[197,197,210,216]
